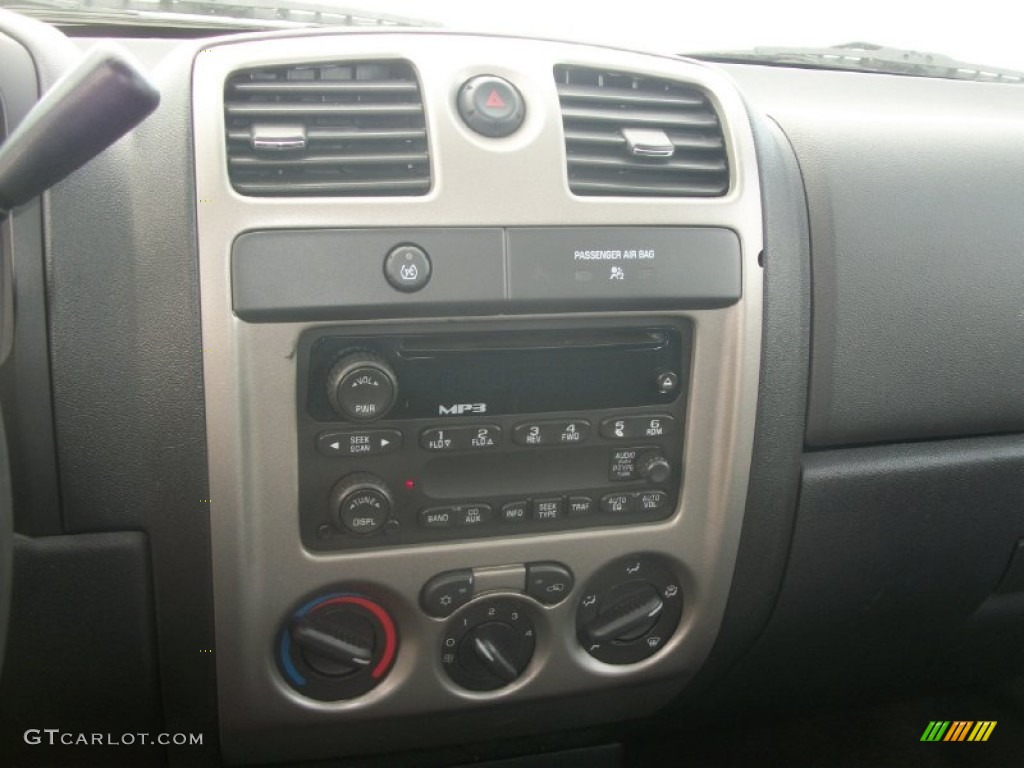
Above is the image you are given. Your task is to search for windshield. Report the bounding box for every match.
[5,0,1024,75]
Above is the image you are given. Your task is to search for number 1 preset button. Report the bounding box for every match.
[420,425,502,451]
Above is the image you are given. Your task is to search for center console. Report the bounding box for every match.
[194,30,764,764]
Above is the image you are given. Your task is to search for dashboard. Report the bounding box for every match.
[1,10,1023,768]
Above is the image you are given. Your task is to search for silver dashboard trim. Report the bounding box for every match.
[193,31,764,764]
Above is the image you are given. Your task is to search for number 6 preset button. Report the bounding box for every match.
[420,425,501,451]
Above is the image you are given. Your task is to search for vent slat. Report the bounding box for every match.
[227,127,427,143]
[564,128,724,152]
[226,103,424,118]
[232,178,432,196]
[567,154,728,173]
[230,80,420,94]
[558,105,719,129]
[229,152,429,168]
[556,84,706,109]
[224,60,431,197]
[570,178,729,196]
[555,65,729,198]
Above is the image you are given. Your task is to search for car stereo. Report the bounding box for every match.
[296,321,691,550]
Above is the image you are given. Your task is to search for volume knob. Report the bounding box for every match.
[326,351,397,421]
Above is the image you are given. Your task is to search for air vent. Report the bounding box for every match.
[224,61,430,197]
[554,65,729,197]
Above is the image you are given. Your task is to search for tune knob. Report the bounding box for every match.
[636,450,671,484]
[330,473,393,535]
[326,351,397,421]
[277,592,398,701]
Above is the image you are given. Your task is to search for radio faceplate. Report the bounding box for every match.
[297,322,691,551]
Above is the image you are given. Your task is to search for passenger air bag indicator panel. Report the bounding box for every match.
[507,227,741,307]
[296,321,690,551]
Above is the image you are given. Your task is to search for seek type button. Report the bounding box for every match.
[317,429,402,457]
[533,498,564,521]
[512,420,591,447]
[420,425,501,452]
[600,415,675,440]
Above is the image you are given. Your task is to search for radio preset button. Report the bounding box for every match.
[512,419,591,447]
[455,504,493,527]
[600,493,636,514]
[533,498,564,520]
[420,507,456,529]
[420,425,501,452]
[501,501,529,522]
[317,429,402,457]
[568,496,594,516]
[600,415,675,440]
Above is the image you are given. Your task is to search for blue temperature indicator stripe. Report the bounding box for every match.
[280,592,356,686]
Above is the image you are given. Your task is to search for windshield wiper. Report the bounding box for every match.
[691,42,1024,84]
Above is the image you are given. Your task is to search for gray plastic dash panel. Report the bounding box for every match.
[232,228,505,321]
[508,227,741,308]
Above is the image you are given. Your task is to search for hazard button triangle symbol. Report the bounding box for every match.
[485,89,506,109]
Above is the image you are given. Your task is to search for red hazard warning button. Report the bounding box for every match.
[457,75,525,137]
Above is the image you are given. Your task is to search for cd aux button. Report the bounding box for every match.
[455,504,493,527]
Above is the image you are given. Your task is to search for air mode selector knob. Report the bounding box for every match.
[330,473,393,535]
[326,351,397,421]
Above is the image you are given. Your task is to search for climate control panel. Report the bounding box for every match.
[296,322,691,551]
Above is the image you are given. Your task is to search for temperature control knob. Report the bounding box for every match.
[277,592,398,701]
[441,597,535,691]
[326,351,397,421]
